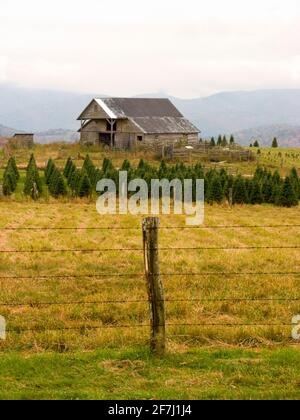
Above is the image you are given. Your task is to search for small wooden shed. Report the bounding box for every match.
[12,133,34,148]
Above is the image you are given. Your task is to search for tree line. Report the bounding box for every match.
[208,135,235,148]
[1,155,299,207]
[250,138,279,148]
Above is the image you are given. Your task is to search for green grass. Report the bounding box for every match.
[0,347,300,400]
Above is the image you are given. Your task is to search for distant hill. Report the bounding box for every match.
[0,84,93,132]
[35,129,79,144]
[0,123,19,137]
[170,90,300,139]
[1,84,300,146]
[233,125,300,148]
[0,123,79,144]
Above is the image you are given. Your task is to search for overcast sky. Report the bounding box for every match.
[1,0,300,98]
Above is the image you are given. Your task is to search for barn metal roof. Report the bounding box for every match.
[79,98,200,134]
[130,116,199,134]
[100,98,183,118]
[95,99,118,119]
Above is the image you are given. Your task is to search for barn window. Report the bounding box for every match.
[137,135,143,142]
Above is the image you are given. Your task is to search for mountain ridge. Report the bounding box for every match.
[1,85,300,146]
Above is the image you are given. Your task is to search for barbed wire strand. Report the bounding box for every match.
[0,272,299,281]
[1,297,300,307]
[0,245,299,253]
[1,225,300,231]
[6,322,293,334]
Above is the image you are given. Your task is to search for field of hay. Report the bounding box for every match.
[0,202,299,354]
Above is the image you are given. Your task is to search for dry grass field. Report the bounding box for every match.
[0,144,300,399]
[0,203,299,353]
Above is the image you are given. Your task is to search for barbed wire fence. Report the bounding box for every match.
[0,220,300,354]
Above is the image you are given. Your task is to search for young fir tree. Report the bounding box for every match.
[78,171,92,198]
[253,140,260,148]
[272,137,279,148]
[3,170,16,196]
[63,157,73,178]
[45,159,55,184]
[6,157,19,180]
[82,155,98,186]
[102,158,114,175]
[290,167,300,199]
[209,175,224,203]
[222,136,228,147]
[233,176,247,204]
[67,162,76,185]
[217,135,222,146]
[158,160,169,179]
[261,177,274,204]
[210,137,216,147]
[121,159,131,171]
[48,167,67,197]
[82,155,93,173]
[70,169,81,195]
[249,180,263,204]
[137,159,146,171]
[230,135,235,145]
[278,177,298,207]
[54,171,67,197]
[24,155,42,198]
[3,158,19,195]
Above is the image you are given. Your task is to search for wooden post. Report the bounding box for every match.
[32,182,39,201]
[229,187,233,208]
[143,217,166,356]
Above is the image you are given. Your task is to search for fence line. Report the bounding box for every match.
[0,272,299,281]
[5,322,293,335]
[1,217,300,352]
[0,224,300,231]
[0,245,299,253]
[1,297,300,308]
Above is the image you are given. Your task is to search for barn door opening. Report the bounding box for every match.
[99,133,115,147]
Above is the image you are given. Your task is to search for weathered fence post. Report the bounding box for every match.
[229,187,233,208]
[143,217,166,356]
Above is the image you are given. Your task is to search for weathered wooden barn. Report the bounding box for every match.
[78,98,199,149]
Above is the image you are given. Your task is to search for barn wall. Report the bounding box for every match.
[81,120,107,132]
[80,131,99,145]
[80,119,143,146]
[80,118,199,149]
[115,133,136,149]
[79,100,110,120]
